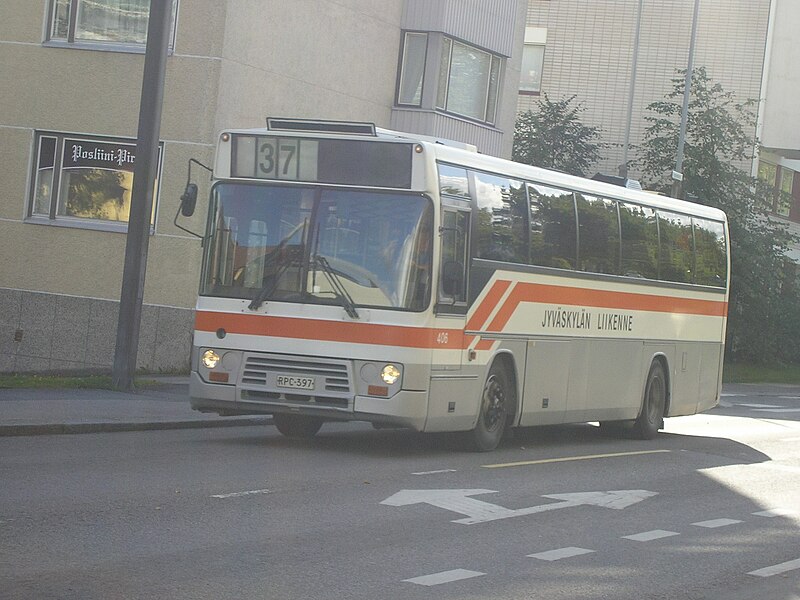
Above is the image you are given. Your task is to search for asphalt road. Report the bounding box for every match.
[1,387,798,600]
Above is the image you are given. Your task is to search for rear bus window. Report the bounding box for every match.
[693,218,727,287]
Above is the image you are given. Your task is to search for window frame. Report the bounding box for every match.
[396,31,429,107]
[519,43,545,95]
[436,37,502,125]
[44,0,179,53]
[26,130,163,234]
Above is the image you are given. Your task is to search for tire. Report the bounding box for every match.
[470,362,514,452]
[272,413,324,438]
[632,361,667,439]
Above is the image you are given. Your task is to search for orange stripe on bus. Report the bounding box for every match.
[195,311,466,350]
[485,282,727,334]
[474,338,496,351]
[465,279,512,331]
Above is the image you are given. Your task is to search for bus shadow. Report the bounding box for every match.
[210,417,774,469]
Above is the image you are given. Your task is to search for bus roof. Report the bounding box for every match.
[216,125,727,223]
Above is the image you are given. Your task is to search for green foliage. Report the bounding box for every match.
[513,94,604,177]
[636,67,800,364]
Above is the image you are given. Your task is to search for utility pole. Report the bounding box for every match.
[112,0,173,391]
[619,0,643,180]
[671,0,701,199]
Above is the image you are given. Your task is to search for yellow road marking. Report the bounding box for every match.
[483,449,671,469]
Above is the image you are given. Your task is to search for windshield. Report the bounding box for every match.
[201,183,433,311]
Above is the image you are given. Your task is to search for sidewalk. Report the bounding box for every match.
[0,376,269,436]
[1,380,796,437]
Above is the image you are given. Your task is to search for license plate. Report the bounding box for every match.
[275,375,315,391]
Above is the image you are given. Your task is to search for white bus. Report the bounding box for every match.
[185,118,729,451]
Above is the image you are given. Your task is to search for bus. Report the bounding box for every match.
[184,118,729,451]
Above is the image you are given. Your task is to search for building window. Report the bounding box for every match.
[28,132,161,231]
[47,0,177,49]
[436,37,502,124]
[520,45,544,94]
[778,167,794,217]
[397,32,428,106]
[520,27,546,95]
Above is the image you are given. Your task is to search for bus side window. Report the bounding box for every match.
[473,172,527,264]
[576,194,620,275]
[657,210,694,284]
[619,202,658,279]
[439,209,468,303]
[528,184,577,270]
[693,218,727,287]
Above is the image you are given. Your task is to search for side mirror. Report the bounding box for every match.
[180,183,198,217]
[441,260,464,298]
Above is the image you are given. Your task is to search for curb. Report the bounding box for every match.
[0,416,272,437]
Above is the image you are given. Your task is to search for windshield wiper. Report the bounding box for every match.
[313,255,360,319]
[248,222,307,311]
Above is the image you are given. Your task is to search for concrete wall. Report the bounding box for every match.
[0,288,193,374]
[760,0,800,158]
[214,0,404,132]
[519,0,770,177]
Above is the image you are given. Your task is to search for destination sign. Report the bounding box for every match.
[230,134,413,188]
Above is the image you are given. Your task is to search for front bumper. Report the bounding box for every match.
[189,371,428,430]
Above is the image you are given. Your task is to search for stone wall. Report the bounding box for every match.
[0,288,193,374]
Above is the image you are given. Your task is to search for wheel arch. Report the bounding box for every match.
[486,350,520,425]
[647,352,671,417]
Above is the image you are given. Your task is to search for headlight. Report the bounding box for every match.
[202,349,221,369]
[381,364,400,385]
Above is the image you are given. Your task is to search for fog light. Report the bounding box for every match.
[202,349,220,369]
[380,364,400,385]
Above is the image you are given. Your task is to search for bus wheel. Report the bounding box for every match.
[633,361,666,439]
[471,363,513,452]
[272,413,324,438]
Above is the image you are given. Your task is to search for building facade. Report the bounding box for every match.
[0,0,526,374]
[518,0,799,260]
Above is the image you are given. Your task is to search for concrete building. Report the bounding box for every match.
[518,0,799,261]
[0,0,526,374]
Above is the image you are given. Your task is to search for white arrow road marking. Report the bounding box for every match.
[403,569,485,586]
[381,489,657,525]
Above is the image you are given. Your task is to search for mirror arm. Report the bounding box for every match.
[174,158,212,240]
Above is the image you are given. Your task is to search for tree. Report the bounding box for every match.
[513,94,604,177]
[636,67,799,364]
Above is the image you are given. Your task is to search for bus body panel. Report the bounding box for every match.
[188,123,730,445]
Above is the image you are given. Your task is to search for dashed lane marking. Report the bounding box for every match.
[692,518,742,528]
[403,569,485,586]
[753,508,797,517]
[412,469,457,475]
[622,529,680,542]
[210,488,272,499]
[528,547,595,561]
[747,558,800,578]
[483,449,671,469]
